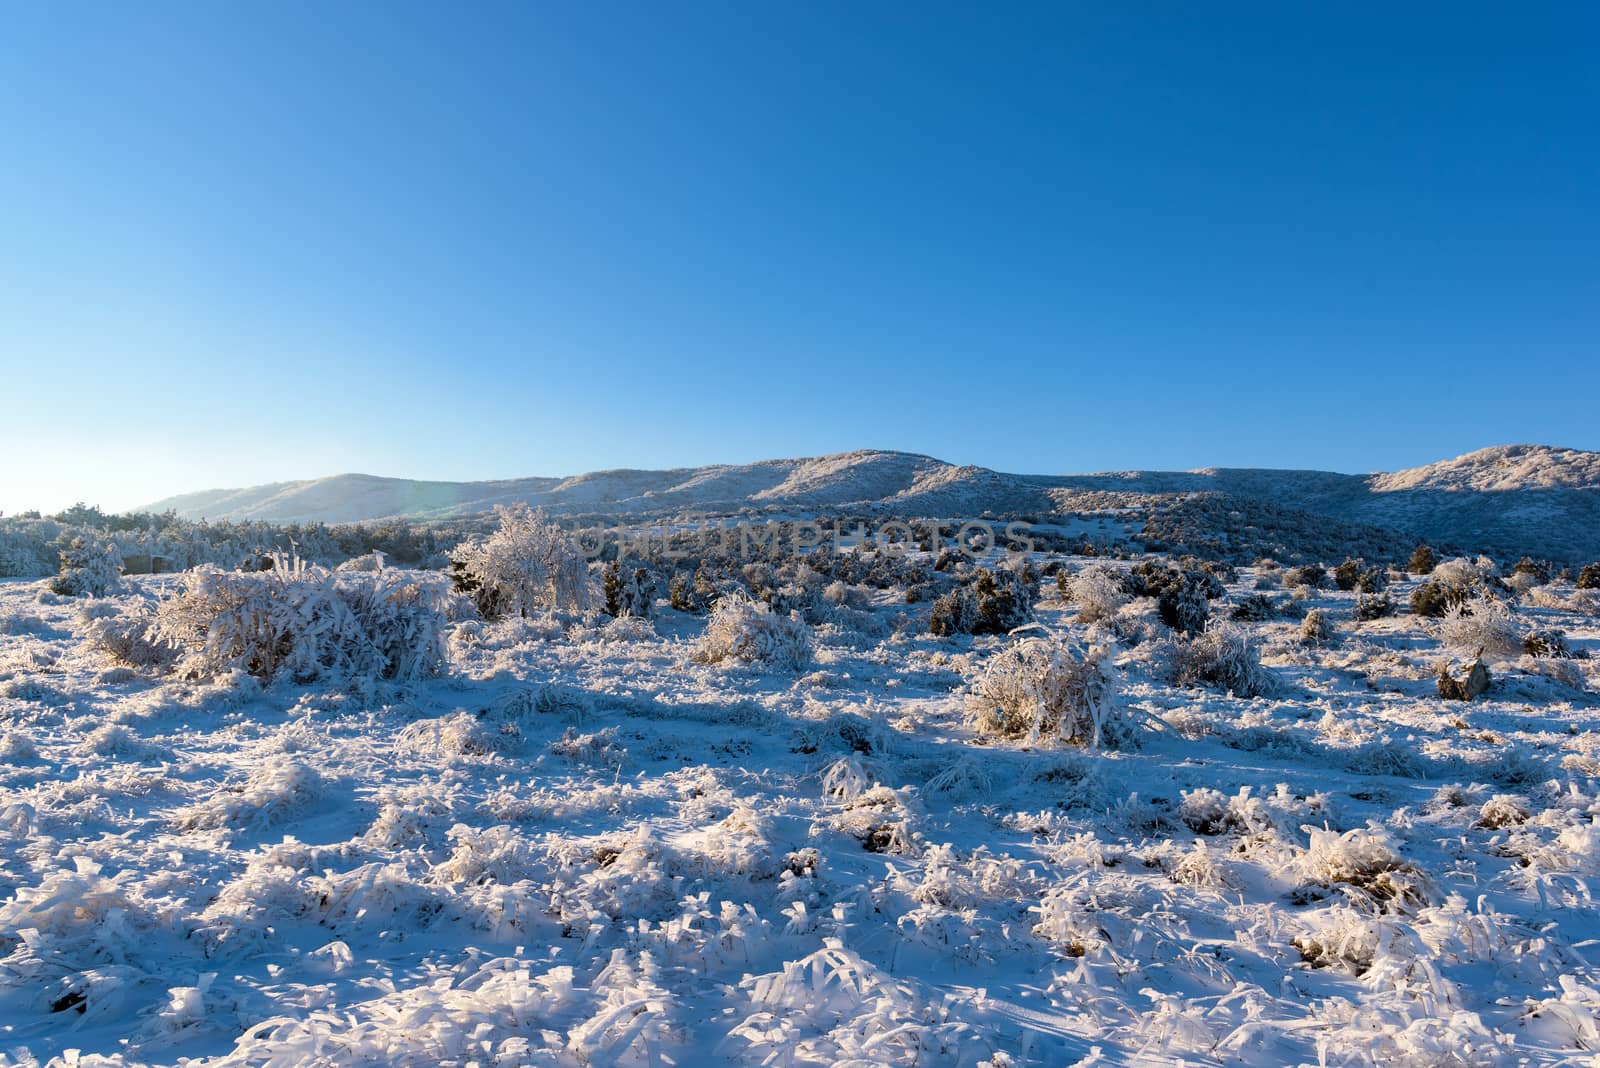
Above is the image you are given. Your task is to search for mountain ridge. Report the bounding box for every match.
[138,444,1600,562]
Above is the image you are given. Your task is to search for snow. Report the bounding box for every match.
[1,554,1600,1066]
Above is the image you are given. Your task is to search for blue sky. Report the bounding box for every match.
[1,3,1595,513]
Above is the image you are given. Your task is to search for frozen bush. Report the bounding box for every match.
[177,759,325,832]
[1282,564,1327,590]
[1521,655,1584,690]
[399,711,517,758]
[148,556,451,684]
[49,536,122,597]
[1439,594,1523,658]
[600,561,655,619]
[1166,622,1274,697]
[1297,823,1425,908]
[1476,794,1529,829]
[1229,593,1288,622]
[1069,563,1128,624]
[1354,592,1395,621]
[1410,574,1476,619]
[1522,628,1572,659]
[1300,607,1334,644]
[451,504,591,619]
[928,588,974,636]
[1334,558,1364,591]
[1578,563,1600,590]
[967,634,1135,748]
[694,593,812,670]
[1157,577,1209,636]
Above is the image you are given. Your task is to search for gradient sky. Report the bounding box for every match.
[2,3,1596,514]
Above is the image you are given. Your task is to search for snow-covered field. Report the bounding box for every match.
[2,551,1600,1066]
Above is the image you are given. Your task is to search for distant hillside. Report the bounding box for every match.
[140,444,1600,563]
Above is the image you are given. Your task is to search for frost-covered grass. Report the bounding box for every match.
[0,552,1597,1066]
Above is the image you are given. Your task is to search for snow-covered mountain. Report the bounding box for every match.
[140,444,1600,561]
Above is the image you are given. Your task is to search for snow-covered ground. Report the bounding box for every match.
[2,557,1600,1066]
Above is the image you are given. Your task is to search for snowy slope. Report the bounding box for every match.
[3,556,1600,1065]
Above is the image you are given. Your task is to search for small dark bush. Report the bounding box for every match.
[1523,629,1572,659]
[1158,578,1210,637]
[1283,564,1327,590]
[1357,568,1389,594]
[1513,557,1550,583]
[929,568,1033,636]
[929,589,975,636]
[1334,559,1364,591]
[971,568,1032,635]
[1354,593,1395,621]
[1229,593,1279,622]
[1578,564,1600,591]
[1409,582,1462,619]
[1408,545,1437,575]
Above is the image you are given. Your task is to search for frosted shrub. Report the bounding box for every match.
[452,504,591,619]
[1354,592,1394,621]
[1439,594,1523,658]
[399,710,518,759]
[928,568,1032,636]
[49,536,122,597]
[1298,823,1425,908]
[177,759,325,832]
[1070,564,1128,624]
[0,857,153,966]
[82,609,178,670]
[0,532,53,578]
[147,556,450,684]
[967,634,1135,748]
[1299,607,1334,644]
[1166,622,1274,697]
[1157,578,1209,636]
[600,561,654,619]
[694,593,812,670]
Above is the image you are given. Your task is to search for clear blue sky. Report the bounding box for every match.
[2,3,1595,513]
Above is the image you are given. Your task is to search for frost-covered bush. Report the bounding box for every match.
[694,594,812,670]
[451,504,591,619]
[1410,564,1482,617]
[177,759,325,832]
[1334,558,1364,591]
[1297,823,1425,908]
[1300,607,1334,644]
[0,531,53,578]
[1576,563,1600,590]
[966,634,1135,748]
[1282,564,1327,590]
[147,556,451,683]
[81,607,177,670]
[1438,594,1523,658]
[600,561,655,619]
[1157,577,1209,637]
[1069,563,1128,624]
[49,536,122,597]
[928,568,1032,636]
[1522,628,1572,659]
[1165,622,1273,697]
[1229,593,1293,622]
[1354,592,1395,621]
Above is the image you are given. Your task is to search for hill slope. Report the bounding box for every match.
[140,444,1600,562]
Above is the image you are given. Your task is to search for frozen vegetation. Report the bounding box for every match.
[2,505,1600,1065]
